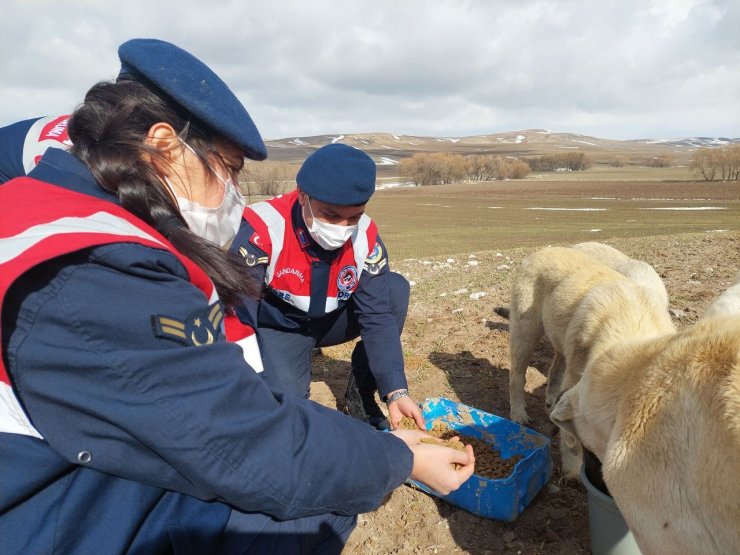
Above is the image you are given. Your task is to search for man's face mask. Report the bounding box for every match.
[166,140,246,247]
[304,197,358,250]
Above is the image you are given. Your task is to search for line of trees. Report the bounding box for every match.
[690,145,740,181]
[526,152,593,172]
[241,161,297,196]
[399,153,530,186]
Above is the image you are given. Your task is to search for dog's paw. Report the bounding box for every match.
[560,442,583,481]
[510,407,530,424]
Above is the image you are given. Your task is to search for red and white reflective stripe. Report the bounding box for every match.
[0,209,225,439]
[1,211,166,264]
[352,214,372,272]
[0,211,171,439]
[22,115,71,173]
[234,334,264,373]
[248,201,285,283]
[223,315,263,373]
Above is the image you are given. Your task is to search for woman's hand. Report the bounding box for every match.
[390,429,475,495]
[387,393,425,430]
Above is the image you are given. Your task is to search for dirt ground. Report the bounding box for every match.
[308,231,740,555]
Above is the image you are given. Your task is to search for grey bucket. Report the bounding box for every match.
[581,455,642,555]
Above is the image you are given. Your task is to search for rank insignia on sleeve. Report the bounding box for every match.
[238,247,268,267]
[363,258,387,275]
[152,301,224,346]
[366,242,384,265]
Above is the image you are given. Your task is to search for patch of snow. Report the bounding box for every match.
[452,288,469,295]
[526,207,607,211]
[469,291,487,300]
[497,264,510,270]
[468,260,479,267]
[376,156,398,166]
[639,207,726,211]
[571,139,595,146]
[452,308,464,314]
[289,138,309,146]
[330,135,345,144]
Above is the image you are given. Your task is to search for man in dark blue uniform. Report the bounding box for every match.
[231,144,425,431]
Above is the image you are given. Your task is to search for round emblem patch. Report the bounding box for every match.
[366,243,383,264]
[337,265,358,291]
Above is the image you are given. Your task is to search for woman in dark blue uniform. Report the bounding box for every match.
[0,38,474,554]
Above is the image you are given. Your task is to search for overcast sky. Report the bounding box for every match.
[1,0,738,141]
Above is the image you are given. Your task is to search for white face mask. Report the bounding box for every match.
[165,141,246,247]
[304,197,358,250]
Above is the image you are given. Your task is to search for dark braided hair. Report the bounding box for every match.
[68,79,262,307]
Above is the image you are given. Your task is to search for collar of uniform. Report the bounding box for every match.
[28,148,120,205]
[290,198,337,262]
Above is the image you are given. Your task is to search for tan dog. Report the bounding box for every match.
[551,315,740,555]
[573,242,669,310]
[505,247,674,477]
[502,244,670,422]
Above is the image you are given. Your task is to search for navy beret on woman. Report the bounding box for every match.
[296,143,376,205]
[118,38,267,161]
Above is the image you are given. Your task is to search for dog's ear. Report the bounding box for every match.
[550,386,578,442]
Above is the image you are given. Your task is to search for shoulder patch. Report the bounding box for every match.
[366,242,384,265]
[152,302,224,346]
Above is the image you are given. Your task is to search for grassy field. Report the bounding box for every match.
[367,179,740,260]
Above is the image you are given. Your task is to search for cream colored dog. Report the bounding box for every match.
[505,247,674,477]
[502,243,670,423]
[573,242,669,310]
[551,315,740,555]
[506,247,672,424]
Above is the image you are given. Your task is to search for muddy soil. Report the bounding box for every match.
[308,231,739,555]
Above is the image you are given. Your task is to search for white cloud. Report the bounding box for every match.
[0,0,737,140]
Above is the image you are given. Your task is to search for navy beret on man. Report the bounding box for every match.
[296,144,376,206]
[117,38,267,161]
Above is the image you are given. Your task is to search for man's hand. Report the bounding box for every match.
[386,391,425,430]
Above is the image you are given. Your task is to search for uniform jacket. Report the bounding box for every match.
[0,115,71,183]
[0,149,412,554]
[232,190,408,396]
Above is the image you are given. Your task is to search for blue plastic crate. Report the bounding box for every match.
[408,397,552,521]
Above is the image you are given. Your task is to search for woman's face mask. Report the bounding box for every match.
[304,197,358,250]
[165,140,246,247]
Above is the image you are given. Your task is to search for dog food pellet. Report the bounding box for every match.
[399,417,522,480]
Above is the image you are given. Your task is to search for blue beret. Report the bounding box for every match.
[296,144,376,205]
[118,38,267,161]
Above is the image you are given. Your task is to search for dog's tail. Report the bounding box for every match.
[493,306,510,319]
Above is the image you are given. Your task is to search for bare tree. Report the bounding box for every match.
[244,161,297,196]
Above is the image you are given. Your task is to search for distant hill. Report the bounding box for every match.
[264,130,740,170]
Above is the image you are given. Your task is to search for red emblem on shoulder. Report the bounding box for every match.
[39,115,71,145]
[249,232,262,248]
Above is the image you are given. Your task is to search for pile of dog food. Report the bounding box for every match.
[398,418,522,480]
